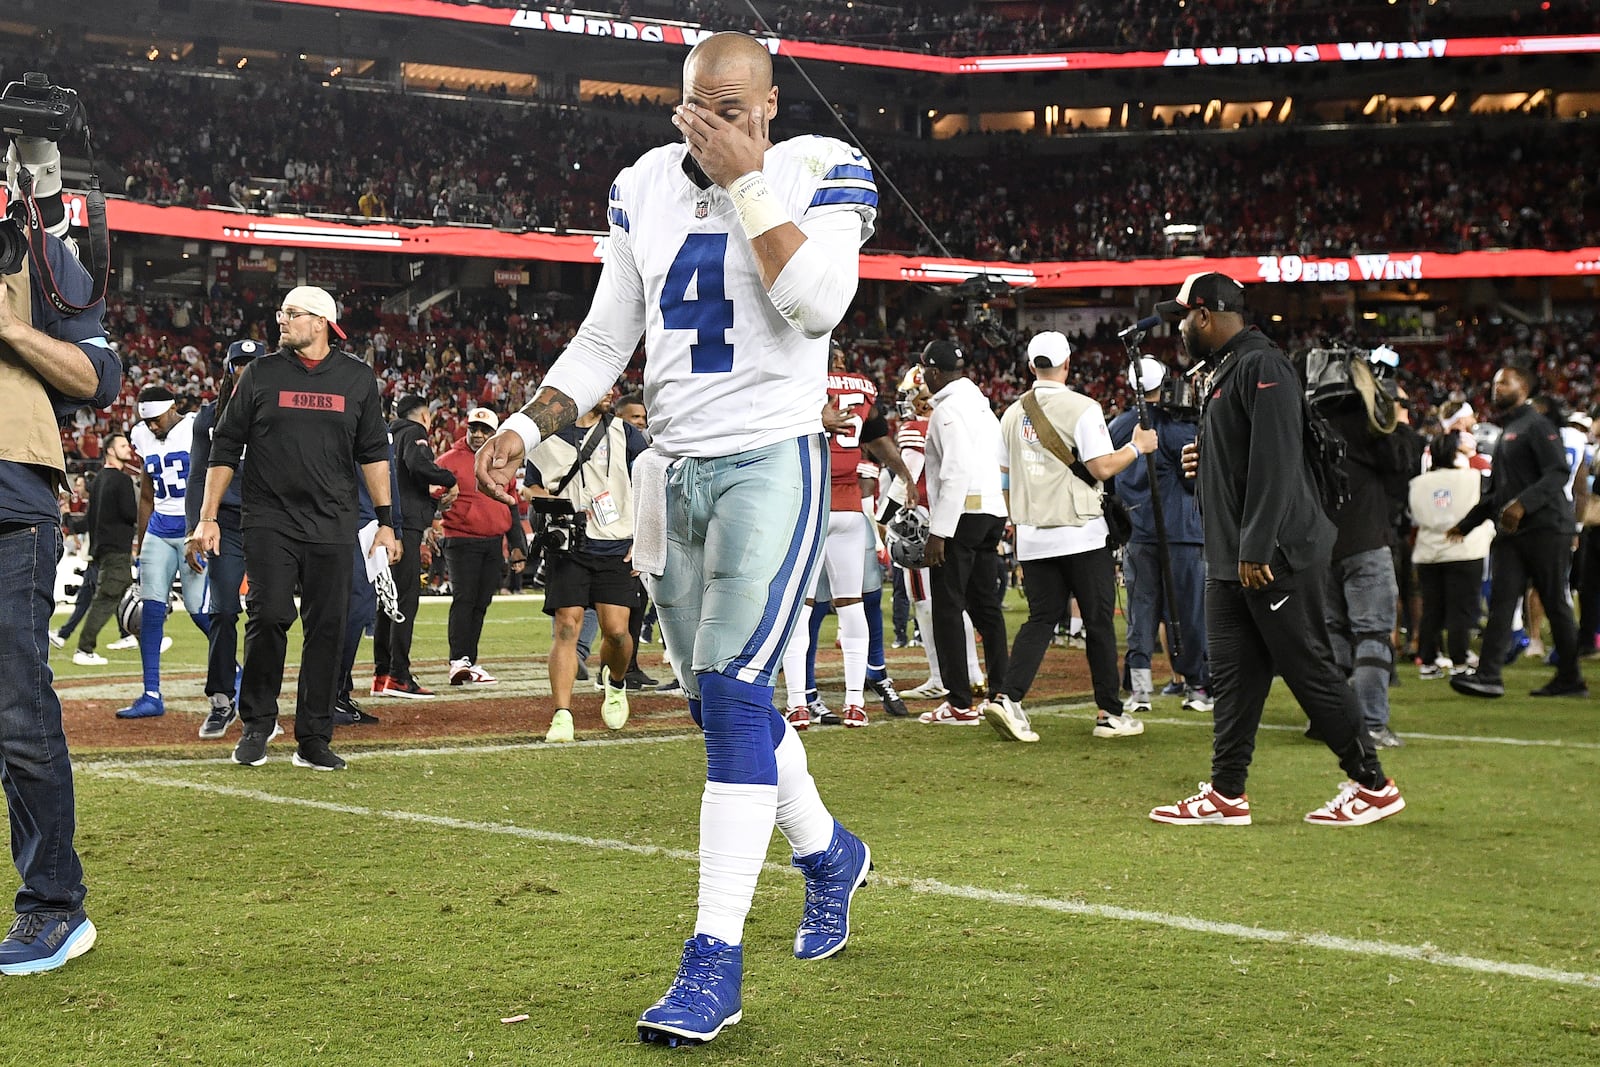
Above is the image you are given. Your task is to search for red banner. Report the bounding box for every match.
[263,0,1600,74]
[94,200,1600,288]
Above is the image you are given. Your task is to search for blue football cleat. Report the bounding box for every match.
[1504,628,1530,666]
[115,692,165,719]
[792,821,872,961]
[637,934,743,1046]
[0,911,97,975]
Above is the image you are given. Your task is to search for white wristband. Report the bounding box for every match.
[501,411,543,456]
[727,170,789,240]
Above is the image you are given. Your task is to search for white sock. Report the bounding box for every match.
[774,722,834,857]
[1068,616,1084,637]
[916,600,942,685]
[837,602,868,708]
[781,604,813,709]
[695,781,778,946]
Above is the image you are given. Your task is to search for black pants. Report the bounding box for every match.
[76,553,133,654]
[1478,531,1583,685]
[445,536,502,664]
[627,578,647,674]
[929,513,1009,711]
[1575,528,1599,652]
[374,527,424,682]
[239,527,352,746]
[1416,559,1481,666]
[204,522,246,698]
[1206,567,1383,798]
[1004,545,1120,715]
[58,561,98,640]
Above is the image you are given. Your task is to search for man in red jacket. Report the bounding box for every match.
[437,408,529,685]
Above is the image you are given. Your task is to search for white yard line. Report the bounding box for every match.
[87,763,1600,991]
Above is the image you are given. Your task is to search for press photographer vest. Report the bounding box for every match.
[1000,384,1104,528]
[0,258,68,484]
[528,416,635,544]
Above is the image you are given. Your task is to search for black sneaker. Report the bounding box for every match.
[1160,679,1186,697]
[198,700,239,740]
[868,677,909,717]
[291,742,347,771]
[575,663,590,683]
[1530,678,1589,698]
[624,669,658,690]
[332,696,380,726]
[231,726,274,766]
[1450,672,1506,698]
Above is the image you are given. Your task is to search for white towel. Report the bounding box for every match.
[631,449,672,578]
[357,520,389,582]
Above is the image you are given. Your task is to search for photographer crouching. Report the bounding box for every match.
[0,74,120,972]
[525,400,649,742]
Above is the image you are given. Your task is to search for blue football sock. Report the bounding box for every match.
[805,599,829,695]
[140,600,167,694]
[864,583,886,683]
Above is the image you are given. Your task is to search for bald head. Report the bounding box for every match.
[684,32,774,94]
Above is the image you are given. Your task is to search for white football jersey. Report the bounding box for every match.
[545,136,877,459]
[132,413,197,536]
[1560,425,1589,503]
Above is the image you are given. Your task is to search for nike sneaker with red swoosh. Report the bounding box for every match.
[1304,778,1405,826]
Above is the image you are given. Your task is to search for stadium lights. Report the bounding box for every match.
[1164,224,1201,235]
[1363,94,1384,116]
[236,57,248,69]
[1440,91,1457,112]
[1279,97,1293,122]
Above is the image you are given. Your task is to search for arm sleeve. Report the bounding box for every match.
[858,410,889,447]
[540,173,647,414]
[389,440,404,529]
[1238,355,1304,564]
[506,503,529,555]
[927,410,971,538]
[764,209,865,340]
[209,365,253,470]
[353,376,390,465]
[1515,427,1576,518]
[186,406,213,531]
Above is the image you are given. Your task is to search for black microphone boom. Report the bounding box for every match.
[1119,314,1164,339]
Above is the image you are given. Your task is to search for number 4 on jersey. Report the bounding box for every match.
[660,233,735,374]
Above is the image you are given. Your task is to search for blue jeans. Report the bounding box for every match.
[1122,541,1209,688]
[1324,547,1398,730]
[0,523,87,915]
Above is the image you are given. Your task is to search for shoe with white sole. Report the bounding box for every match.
[1181,687,1214,713]
[982,695,1039,743]
[917,701,982,725]
[1304,778,1405,826]
[106,635,139,651]
[839,704,868,728]
[784,705,813,732]
[48,632,65,649]
[902,680,948,700]
[599,666,630,730]
[0,911,97,975]
[72,651,108,666]
[545,708,574,743]
[1093,712,1144,738]
[637,935,743,1046]
[449,657,473,686]
[467,663,498,686]
[1149,782,1252,826]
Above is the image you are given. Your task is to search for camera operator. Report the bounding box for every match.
[0,113,119,971]
[526,400,649,742]
[1108,357,1209,715]
[1308,347,1425,749]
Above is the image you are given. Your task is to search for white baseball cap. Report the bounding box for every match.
[467,407,500,432]
[281,285,346,339]
[1027,331,1071,368]
[1131,357,1167,394]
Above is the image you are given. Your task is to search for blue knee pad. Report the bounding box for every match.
[698,672,779,786]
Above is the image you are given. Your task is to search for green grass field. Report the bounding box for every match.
[18,596,1600,1064]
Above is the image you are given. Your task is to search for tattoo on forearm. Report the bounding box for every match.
[522,388,579,438]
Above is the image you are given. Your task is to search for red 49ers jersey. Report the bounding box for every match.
[827,372,879,512]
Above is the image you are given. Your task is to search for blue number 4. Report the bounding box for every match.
[661,233,734,374]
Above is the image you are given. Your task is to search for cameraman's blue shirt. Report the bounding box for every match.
[1108,406,1203,546]
[0,235,119,527]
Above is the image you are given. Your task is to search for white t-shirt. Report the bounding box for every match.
[999,389,1113,561]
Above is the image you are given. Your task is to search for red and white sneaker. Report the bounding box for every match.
[370,675,392,698]
[449,658,473,686]
[917,702,982,726]
[785,705,812,732]
[1149,782,1252,826]
[841,704,868,728]
[1304,778,1405,826]
[467,663,499,686]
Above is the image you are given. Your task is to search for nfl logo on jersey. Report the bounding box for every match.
[695,200,708,219]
